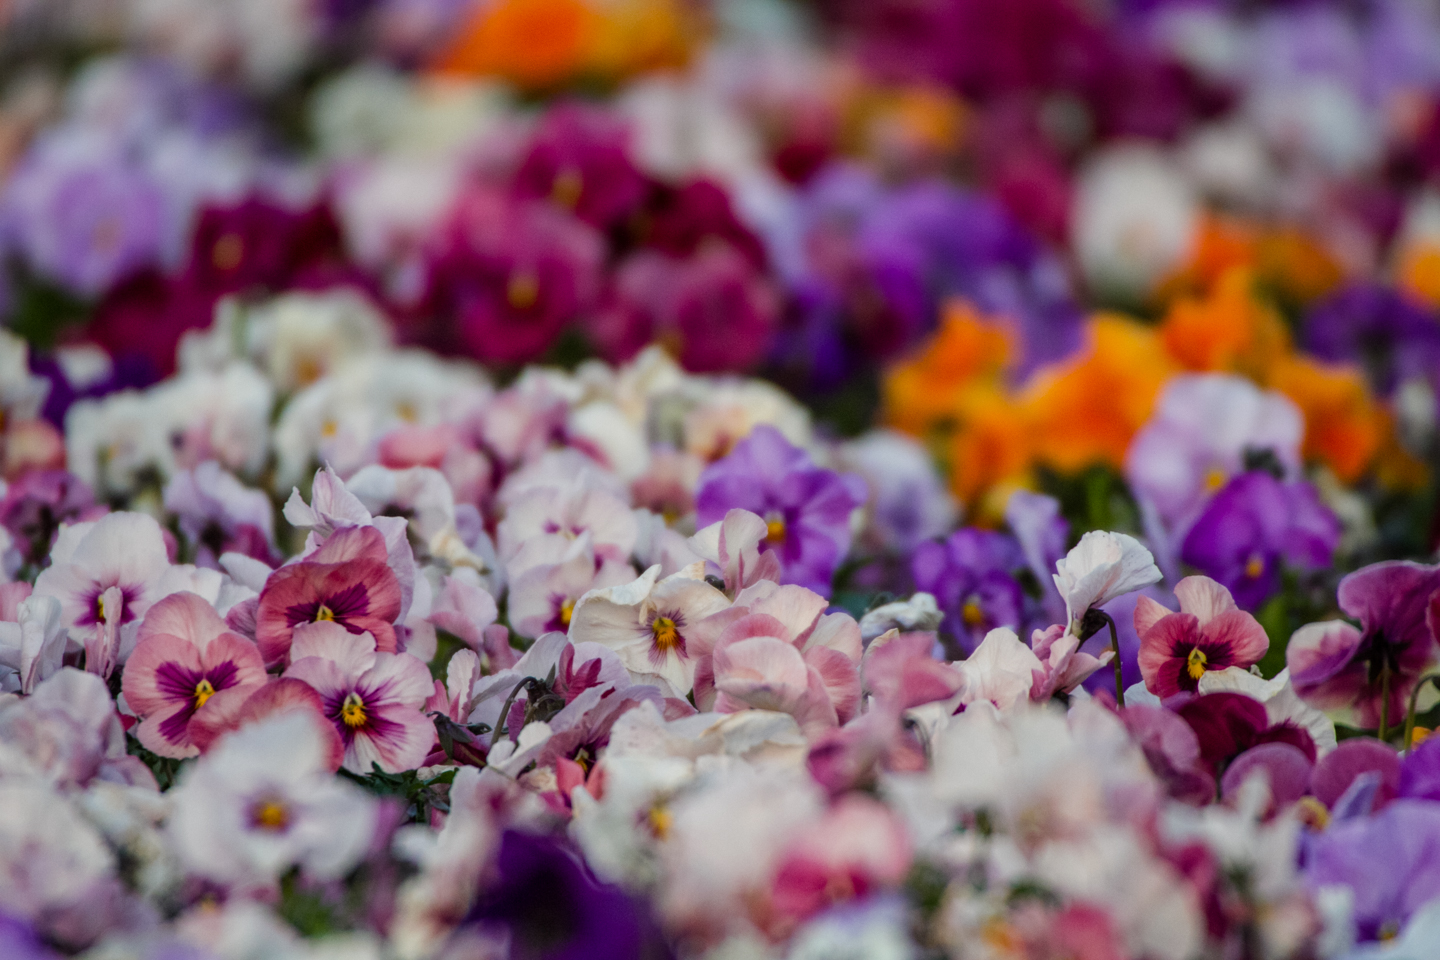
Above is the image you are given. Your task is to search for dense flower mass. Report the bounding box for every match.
[3,0,1440,958]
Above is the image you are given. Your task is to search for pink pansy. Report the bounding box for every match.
[712,623,842,734]
[688,508,782,597]
[189,678,346,771]
[1135,576,1269,698]
[1029,623,1114,702]
[32,511,171,669]
[956,627,1043,711]
[122,592,268,758]
[254,525,402,666]
[283,621,435,774]
[860,630,964,713]
[507,533,634,639]
[691,579,862,717]
[568,563,732,696]
[427,570,499,650]
[768,795,911,927]
[496,480,637,567]
[283,465,417,621]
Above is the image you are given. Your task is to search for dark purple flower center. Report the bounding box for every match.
[154,659,242,743]
[284,581,371,633]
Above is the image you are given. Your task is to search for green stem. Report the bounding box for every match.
[1101,612,1124,708]
[1404,673,1440,751]
[490,676,535,749]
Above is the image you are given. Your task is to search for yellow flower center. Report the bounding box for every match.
[559,597,575,628]
[647,804,672,840]
[314,604,336,623]
[341,692,368,728]
[962,598,985,627]
[1244,553,1265,579]
[96,594,107,620]
[193,678,216,710]
[1204,467,1228,493]
[765,516,786,545]
[1296,796,1331,832]
[507,270,540,310]
[1186,647,1208,681]
[212,232,244,271]
[651,616,680,654]
[321,419,339,438]
[551,167,584,209]
[252,798,290,832]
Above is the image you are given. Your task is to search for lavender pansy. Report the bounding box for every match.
[166,709,377,890]
[695,426,867,596]
[1126,374,1304,534]
[1306,800,1440,943]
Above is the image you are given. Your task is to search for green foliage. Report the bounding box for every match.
[1037,464,1141,541]
[277,869,344,938]
[127,737,187,791]
[5,270,91,348]
[339,765,456,823]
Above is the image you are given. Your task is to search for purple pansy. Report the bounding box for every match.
[695,426,867,596]
[465,830,674,960]
[1306,800,1440,942]
[1179,471,1341,610]
[911,527,1026,655]
[1288,561,1440,730]
[1304,284,1440,398]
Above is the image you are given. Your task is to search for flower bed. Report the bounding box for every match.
[2,1,1440,958]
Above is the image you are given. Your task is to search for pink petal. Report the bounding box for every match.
[803,646,861,724]
[1133,594,1172,638]
[1173,575,1238,627]
[1202,609,1270,668]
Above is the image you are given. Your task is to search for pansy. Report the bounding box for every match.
[701,580,863,731]
[254,525,402,666]
[166,709,377,890]
[121,592,268,758]
[31,511,172,677]
[283,464,418,620]
[1125,373,1304,533]
[507,533,635,639]
[568,564,731,696]
[0,592,67,695]
[1179,472,1339,610]
[1288,560,1440,730]
[162,461,277,569]
[911,527,1026,655]
[1135,576,1269,698]
[282,621,435,774]
[686,508,781,598]
[694,425,867,596]
[497,479,638,569]
[1053,529,1162,638]
[1305,800,1440,943]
